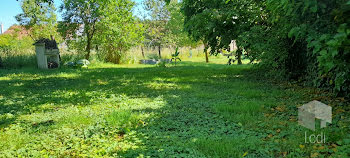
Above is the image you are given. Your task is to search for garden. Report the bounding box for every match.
[0,0,349,157]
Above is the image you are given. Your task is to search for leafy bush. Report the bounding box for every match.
[182,0,350,97]
[262,0,350,97]
[0,34,36,68]
[309,24,350,95]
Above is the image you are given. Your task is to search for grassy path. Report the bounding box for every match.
[0,61,349,157]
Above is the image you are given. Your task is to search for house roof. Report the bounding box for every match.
[3,25,31,39]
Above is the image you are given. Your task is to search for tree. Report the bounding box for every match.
[165,1,199,48]
[182,0,262,64]
[182,0,350,97]
[181,0,221,63]
[96,0,144,64]
[143,0,170,58]
[141,0,198,59]
[15,0,58,40]
[60,0,101,60]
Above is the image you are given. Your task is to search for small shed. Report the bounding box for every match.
[34,38,60,69]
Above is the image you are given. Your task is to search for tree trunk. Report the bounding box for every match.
[204,43,209,63]
[141,46,145,58]
[85,35,91,60]
[115,53,121,64]
[237,48,242,65]
[116,48,123,64]
[158,45,161,58]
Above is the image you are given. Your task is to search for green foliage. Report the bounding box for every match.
[146,53,161,60]
[96,0,144,64]
[1,62,348,157]
[141,0,197,58]
[59,0,101,60]
[165,2,199,47]
[142,0,170,56]
[309,24,350,95]
[263,0,350,96]
[193,137,264,157]
[0,33,36,68]
[156,61,167,67]
[16,0,58,40]
[60,0,144,62]
[105,110,141,133]
[181,0,258,63]
[0,34,32,52]
[181,0,350,97]
[10,0,61,68]
[171,47,181,65]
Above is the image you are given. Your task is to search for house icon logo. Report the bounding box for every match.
[298,100,332,131]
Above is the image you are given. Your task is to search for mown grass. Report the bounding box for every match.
[0,57,349,157]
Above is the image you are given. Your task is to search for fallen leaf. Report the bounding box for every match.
[275,106,285,112]
[311,152,319,158]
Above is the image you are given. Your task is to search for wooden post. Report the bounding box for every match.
[141,46,145,58]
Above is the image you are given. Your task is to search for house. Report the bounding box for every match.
[2,25,31,39]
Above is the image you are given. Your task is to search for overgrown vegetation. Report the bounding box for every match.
[0,0,349,157]
[16,0,59,40]
[180,0,350,97]
[2,0,349,97]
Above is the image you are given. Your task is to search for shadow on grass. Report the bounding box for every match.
[0,61,329,157]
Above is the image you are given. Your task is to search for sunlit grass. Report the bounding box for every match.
[0,57,348,157]
[193,136,263,158]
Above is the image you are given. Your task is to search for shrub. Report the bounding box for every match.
[0,34,36,68]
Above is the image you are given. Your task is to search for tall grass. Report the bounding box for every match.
[0,48,36,68]
[0,44,207,68]
[123,46,206,64]
[0,48,85,69]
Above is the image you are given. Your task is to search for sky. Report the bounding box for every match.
[0,0,144,32]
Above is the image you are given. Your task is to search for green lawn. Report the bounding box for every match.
[0,59,349,157]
